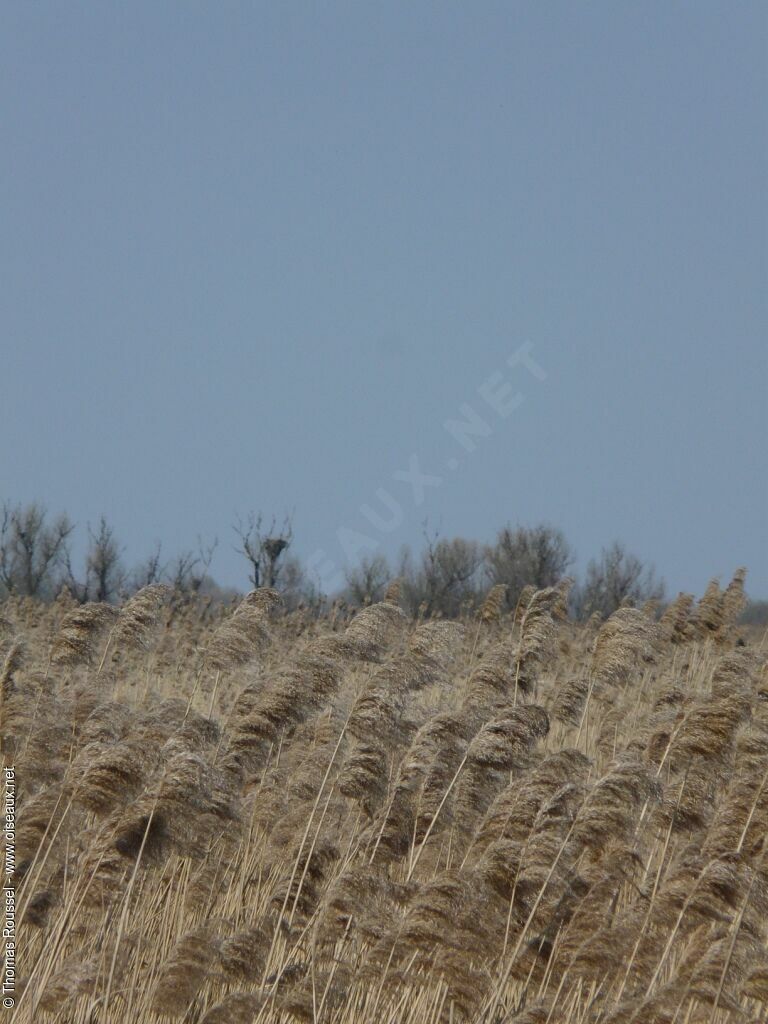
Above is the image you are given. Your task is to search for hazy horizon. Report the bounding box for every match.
[2,2,766,598]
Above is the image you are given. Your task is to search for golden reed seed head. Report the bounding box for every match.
[591,606,659,686]
[718,566,748,637]
[113,582,170,648]
[340,599,408,661]
[742,959,768,1003]
[204,603,272,671]
[219,924,271,981]
[152,927,222,1016]
[471,749,590,853]
[407,619,464,673]
[200,993,266,1024]
[383,576,403,604]
[466,705,550,770]
[659,591,696,642]
[571,759,662,853]
[50,601,118,666]
[479,583,508,623]
[551,675,590,725]
[72,737,148,813]
[696,577,725,634]
[39,959,98,1011]
[0,637,24,694]
[513,583,537,623]
[239,586,282,612]
[338,742,388,810]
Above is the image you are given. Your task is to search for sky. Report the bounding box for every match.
[1,2,766,598]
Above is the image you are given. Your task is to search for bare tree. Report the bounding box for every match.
[486,524,574,608]
[574,541,664,619]
[62,515,126,603]
[344,553,391,606]
[0,502,74,598]
[280,554,322,610]
[131,541,165,589]
[167,550,199,592]
[233,512,293,589]
[402,528,484,617]
[167,537,218,594]
[85,516,126,602]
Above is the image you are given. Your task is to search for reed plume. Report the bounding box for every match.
[383,576,403,604]
[659,592,695,643]
[695,577,724,635]
[514,584,536,623]
[151,926,223,1016]
[112,582,170,648]
[718,566,748,638]
[479,583,507,623]
[591,606,659,688]
[0,637,23,695]
[201,993,266,1024]
[50,601,118,666]
[464,704,550,771]
[203,589,276,670]
[512,583,570,698]
[219,922,271,981]
[321,599,407,662]
[71,737,148,813]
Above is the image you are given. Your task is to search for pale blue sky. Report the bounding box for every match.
[2,2,766,596]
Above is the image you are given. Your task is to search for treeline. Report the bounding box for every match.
[0,503,227,605]
[343,527,664,620]
[0,501,763,623]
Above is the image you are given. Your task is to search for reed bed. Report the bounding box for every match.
[1,570,766,1024]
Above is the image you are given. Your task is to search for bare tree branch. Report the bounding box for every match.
[233,512,293,589]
